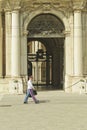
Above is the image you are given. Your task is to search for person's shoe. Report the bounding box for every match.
[24,102,28,104]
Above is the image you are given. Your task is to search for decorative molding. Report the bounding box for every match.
[83,1,87,11]
[72,0,87,10]
[27,14,65,38]
[0,0,87,12]
[1,0,21,11]
[63,30,70,37]
[20,2,72,19]
[23,30,28,36]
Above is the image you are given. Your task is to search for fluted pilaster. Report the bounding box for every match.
[74,10,83,76]
[11,10,20,77]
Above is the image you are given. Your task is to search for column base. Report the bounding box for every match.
[0,76,27,94]
[9,78,23,94]
[64,74,87,94]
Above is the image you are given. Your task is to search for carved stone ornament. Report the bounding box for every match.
[27,14,65,38]
[20,0,73,13]
[0,0,87,12]
[72,0,87,10]
[0,0,72,11]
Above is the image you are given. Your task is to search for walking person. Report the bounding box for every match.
[24,75,39,104]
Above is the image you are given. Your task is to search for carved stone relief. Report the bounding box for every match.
[0,0,87,14]
[27,14,65,37]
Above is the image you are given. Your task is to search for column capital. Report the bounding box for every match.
[11,9,20,14]
[23,30,28,36]
[1,0,21,12]
[74,9,82,13]
[73,0,87,11]
[2,8,21,13]
[63,30,70,37]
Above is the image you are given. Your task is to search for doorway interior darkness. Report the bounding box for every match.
[27,14,65,90]
[27,38,64,90]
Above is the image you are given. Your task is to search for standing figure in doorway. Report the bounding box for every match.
[24,75,39,104]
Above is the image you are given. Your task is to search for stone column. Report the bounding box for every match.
[20,31,27,76]
[5,11,11,77]
[39,63,41,83]
[0,12,3,77]
[32,41,35,53]
[74,10,83,76]
[11,10,20,77]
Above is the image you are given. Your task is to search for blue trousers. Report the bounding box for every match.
[24,89,37,103]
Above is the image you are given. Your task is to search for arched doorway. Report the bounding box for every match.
[27,14,65,90]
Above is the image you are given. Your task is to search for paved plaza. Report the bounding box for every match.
[0,91,87,130]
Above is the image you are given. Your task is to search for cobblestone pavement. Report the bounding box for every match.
[0,91,87,130]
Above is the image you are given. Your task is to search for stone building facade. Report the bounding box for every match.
[0,0,87,94]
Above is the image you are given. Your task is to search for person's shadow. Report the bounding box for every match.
[39,100,50,103]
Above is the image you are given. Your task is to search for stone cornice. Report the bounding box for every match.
[21,0,73,12]
[0,0,87,12]
[0,0,72,11]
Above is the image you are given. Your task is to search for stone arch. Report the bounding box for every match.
[24,9,70,32]
[23,8,71,90]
